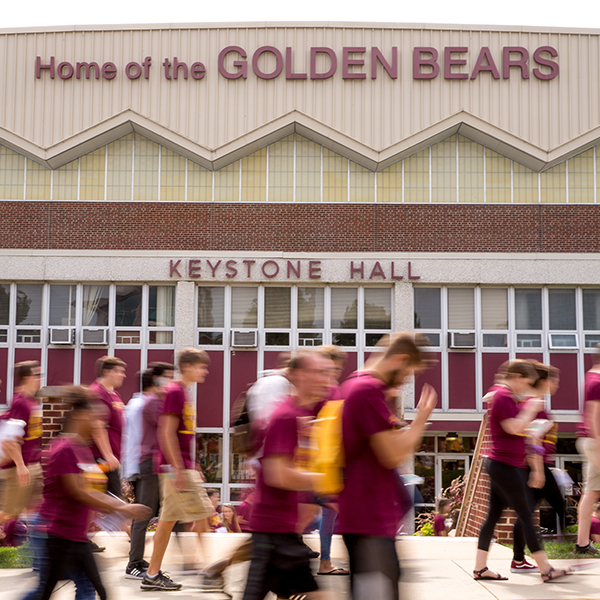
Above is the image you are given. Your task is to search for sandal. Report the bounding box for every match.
[541,567,572,583]
[473,567,508,581]
[317,567,349,575]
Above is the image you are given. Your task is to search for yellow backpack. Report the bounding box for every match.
[310,399,345,496]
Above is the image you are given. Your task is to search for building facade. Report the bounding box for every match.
[1,22,600,512]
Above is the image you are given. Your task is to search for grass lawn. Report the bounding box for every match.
[502,541,600,560]
[0,545,32,568]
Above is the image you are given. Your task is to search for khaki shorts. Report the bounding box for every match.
[577,437,600,492]
[158,469,213,523]
[0,462,43,517]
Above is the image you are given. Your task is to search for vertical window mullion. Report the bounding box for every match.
[293,133,297,203]
[104,145,108,202]
[266,144,270,202]
[157,145,162,202]
[428,145,432,203]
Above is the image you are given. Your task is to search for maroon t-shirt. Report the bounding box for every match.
[339,373,403,539]
[434,514,447,536]
[580,371,600,438]
[237,499,253,532]
[591,516,600,536]
[89,381,125,461]
[158,381,195,470]
[250,398,303,533]
[38,436,100,542]
[140,392,162,468]
[489,386,527,468]
[2,393,42,469]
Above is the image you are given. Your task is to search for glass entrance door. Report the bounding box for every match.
[558,457,584,528]
[435,455,470,505]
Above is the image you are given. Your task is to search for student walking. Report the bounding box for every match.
[474,360,571,582]
[141,349,213,591]
[339,333,437,600]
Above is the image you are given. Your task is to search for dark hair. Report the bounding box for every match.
[505,359,538,381]
[149,362,175,377]
[287,351,316,371]
[438,499,451,512]
[383,332,428,366]
[95,356,126,378]
[206,488,220,498]
[529,361,549,389]
[141,369,154,392]
[62,386,93,431]
[14,361,40,384]
[178,348,210,369]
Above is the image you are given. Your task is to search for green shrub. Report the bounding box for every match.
[0,545,32,569]
[416,521,434,537]
[563,524,578,534]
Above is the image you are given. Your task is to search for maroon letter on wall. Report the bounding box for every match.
[286,47,307,80]
[342,47,366,80]
[261,260,280,278]
[36,56,55,79]
[225,260,238,278]
[102,62,117,80]
[413,48,440,80]
[219,46,248,79]
[503,47,529,79]
[371,47,398,79]
[252,47,284,80]
[189,260,202,278]
[76,62,100,80]
[533,46,559,80]
[169,260,182,278]
[287,261,301,278]
[310,48,337,79]
[309,261,322,279]
[444,47,468,79]
[350,261,364,279]
[470,47,500,80]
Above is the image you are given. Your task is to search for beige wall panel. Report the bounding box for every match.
[1,24,600,164]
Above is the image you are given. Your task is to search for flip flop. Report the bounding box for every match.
[317,567,350,576]
[541,567,572,583]
[473,567,508,581]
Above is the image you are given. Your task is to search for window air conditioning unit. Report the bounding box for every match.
[231,330,258,348]
[81,328,109,346]
[448,331,476,349]
[49,327,75,345]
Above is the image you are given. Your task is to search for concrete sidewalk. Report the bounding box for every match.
[2,533,599,600]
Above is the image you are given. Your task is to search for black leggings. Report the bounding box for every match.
[513,462,565,561]
[38,535,107,600]
[478,459,541,555]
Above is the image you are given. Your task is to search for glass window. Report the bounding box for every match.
[515,288,542,330]
[431,136,456,203]
[133,136,159,201]
[198,287,225,328]
[231,287,258,328]
[214,160,240,202]
[448,288,474,329]
[349,162,375,203]
[268,135,294,202]
[297,288,324,328]
[414,288,441,329]
[517,333,542,348]
[323,148,347,203]
[485,148,511,204]
[49,285,77,326]
[568,149,594,204]
[198,332,223,345]
[80,147,105,201]
[115,285,142,327]
[364,288,391,329]
[331,288,358,329]
[16,284,43,325]
[513,162,538,204]
[82,285,109,327]
[196,433,223,484]
[414,455,435,504]
[26,159,51,200]
[0,146,25,200]
[53,159,78,200]
[549,289,576,330]
[404,148,429,203]
[187,160,212,202]
[458,136,483,203]
[160,148,186,202]
[106,134,133,202]
[264,288,291,329]
[0,284,9,325]
[377,162,402,203]
[540,163,566,204]
[481,288,508,329]
[149,286,175,327]
[583,289,600,330]
[241,148,267,202]
[296,136,321,203]
[332,332,356,346]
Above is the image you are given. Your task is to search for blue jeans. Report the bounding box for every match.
[319,506,337,562]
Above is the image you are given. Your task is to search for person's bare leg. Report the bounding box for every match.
[577,491,600,547]
[297,503,319,535]
[147,520,176,576]
[194,518,208,563]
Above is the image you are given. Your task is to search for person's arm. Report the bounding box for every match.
[500,397,544,436]
[60,472,151,519]
[370,383,437,470]
[262,454,322,491]
[3,440,29,486]
[526,453,545,488]
[91,420,119,471]
[588,400,600,468]
[158,413,186,490]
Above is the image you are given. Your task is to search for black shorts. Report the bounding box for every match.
[242,532,318,600]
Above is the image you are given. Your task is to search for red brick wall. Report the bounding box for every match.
[41,397,68,441]
[1,202,600,252]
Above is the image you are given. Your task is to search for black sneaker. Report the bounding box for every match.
[198,573,225,592]
[140,571,182,591]
[89,541,106,553]
[125,563,147,580]
[574,542,600,555]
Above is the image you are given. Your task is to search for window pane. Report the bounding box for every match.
[115,285,142,327]
[331,288,358,329]
[196,433,223,483]
[298,288,324,328]
[569,149,594,204]
[364,288,391,329]
[431,136,456,203]
[0,146,25,199]
[80,147,105,201]
[583,289,600,330]
[198,331,223,345]
[517,333,542,348]
[483,333,507,347]
[485,148,511,204]
[264,288,291,329]
[515,289,542,330]
[0,284,9,325]
[458,136,483,203]
[332,332,356,346]
[448,288,474,329]
[481,288,508,329]
[133,136,159,201]
[231,287,258,328]
[322,148,347,203]
[241,148,267,202]
[414,288,441,329]
[296,136,321,203]
[198,287,225,328]
[377,161,402,203]
[82,285,109,326]
[349,162,375,202]
[549,289,576,330]
[148,286,175,327]
[49,285,76,326]
[16,284,43,325]
[106,134,133,201]
[268,135,294,202]
[214,160,240,202]
[404,148,429,203]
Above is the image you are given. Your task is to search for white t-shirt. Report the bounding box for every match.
[121,392,146,479]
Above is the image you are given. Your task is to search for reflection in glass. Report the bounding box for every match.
[149,331,173,345]
[0,284,9,325]
[549,289,576,330]
[517,333,542,348]
[49,285,77,326]
[116,285,142,327]
[366,332,386,347]
[16,329,41,343]
[231,287,258,328]
[116,331,141,344]
[15,284,43,325]
[264,288,291,329]
[82,285,109,327]
[149,286,175,327]
[230,436,256,483]
[440,458,466,491]
[196,433,223,483]
[198,287,225,328]
[414,455,435,504]
[515,289,542,330]
[331,288,358,329]
[583,289,600,330]
[298,288,324,328]
[332,333,356,347]
[414,288,441,329]
[198,331,223,345]
[265,332,290,346]
[298,332,323,347]
[364,288,391,329]
[483,334,507,347]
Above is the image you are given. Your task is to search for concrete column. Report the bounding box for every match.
[175,280,196,356]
